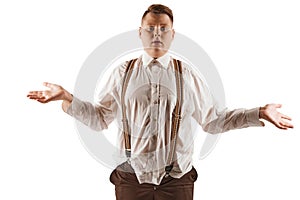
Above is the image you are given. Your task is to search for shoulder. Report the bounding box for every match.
[171,57,209,89]
[171,57,205,78]
[110,57,140,77]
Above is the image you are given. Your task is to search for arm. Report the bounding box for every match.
[27,82,115,131]
[188,67,293,133]
[201,105,293,134]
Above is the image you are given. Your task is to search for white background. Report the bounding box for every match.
[1,0,299,199]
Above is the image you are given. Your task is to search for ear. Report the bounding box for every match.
[139,27,142,39]
[171,29,175,40]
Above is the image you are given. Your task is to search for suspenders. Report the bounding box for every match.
[121,58,138,159]
[121,58,183,176]
[165,59,183,176]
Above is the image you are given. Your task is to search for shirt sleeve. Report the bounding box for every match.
[189,67,263,134]
[66,62,127,131]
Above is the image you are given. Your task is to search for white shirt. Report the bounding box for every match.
[67,52,263,185]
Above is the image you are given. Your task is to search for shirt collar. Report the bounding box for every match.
[142,52,171,69]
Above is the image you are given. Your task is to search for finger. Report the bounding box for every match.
[37,99,49,103]
[281,113,292,121]
[275,122,288,130]
[27,91,41,95]
[43,82,59,89]
[274,122,285,130]
[274,104,282,109]
[279,121,294,129]
[27,91,47,98]
[271,118,288,130]
[27,91,44,98]
[27,94,36,98]
[43,82,53,89]
[27,95,46,100]
[27,91,47,97]
[259,120,265,127]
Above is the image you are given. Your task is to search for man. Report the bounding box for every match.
[27,4,293,200]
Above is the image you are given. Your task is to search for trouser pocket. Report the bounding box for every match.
[110,162,136,186]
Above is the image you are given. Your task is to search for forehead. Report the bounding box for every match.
[142,13,172,26]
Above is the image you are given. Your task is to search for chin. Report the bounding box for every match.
[147,48,167,58]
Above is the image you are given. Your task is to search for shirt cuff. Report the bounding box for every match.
[245,107,263,127]
[66,96,82,117]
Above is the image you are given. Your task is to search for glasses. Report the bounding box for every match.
[141,26,173,34]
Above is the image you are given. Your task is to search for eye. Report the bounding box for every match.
[160,27,166,32]
[148,26,155,32]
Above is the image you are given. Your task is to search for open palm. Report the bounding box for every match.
[27,82,66,103]
[260,104,293,130]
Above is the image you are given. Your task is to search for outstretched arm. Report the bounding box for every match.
[259,104,293,130]
[27,82,116,131]
[27,82,73,112]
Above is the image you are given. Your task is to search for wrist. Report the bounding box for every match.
[64,90,73,102]
[259,106,267,120]
[259,107,262,118]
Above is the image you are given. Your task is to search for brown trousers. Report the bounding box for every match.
[110,162,198,200]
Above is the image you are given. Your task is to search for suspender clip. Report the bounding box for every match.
[165,164,173,177]
[125,149,131,164]
[125,149,131,157]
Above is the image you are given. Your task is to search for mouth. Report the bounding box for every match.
[151,41,163,46]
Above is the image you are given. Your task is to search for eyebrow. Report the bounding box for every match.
[145,23,169,26]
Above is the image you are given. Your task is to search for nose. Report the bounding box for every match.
[153,27,161,37]
[154,31,161,37]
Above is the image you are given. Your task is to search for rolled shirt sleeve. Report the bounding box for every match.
[188,65,263,134]
[65,62,127,131]
[66,96,115,131]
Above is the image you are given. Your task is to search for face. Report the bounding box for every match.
[139,13,175,58]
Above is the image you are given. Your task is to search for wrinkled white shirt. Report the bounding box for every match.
[67,52,262,185]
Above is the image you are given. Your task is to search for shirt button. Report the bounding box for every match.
[153,186,157,191]
[153,100,159,104]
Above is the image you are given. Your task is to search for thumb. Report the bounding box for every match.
[43,82,57,89]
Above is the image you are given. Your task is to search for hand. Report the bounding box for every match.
[259,104,293,130]
[27,82,73,103]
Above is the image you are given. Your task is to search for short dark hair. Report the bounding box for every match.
[142,4,173,24]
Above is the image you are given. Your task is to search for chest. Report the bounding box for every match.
[125,66,177,106]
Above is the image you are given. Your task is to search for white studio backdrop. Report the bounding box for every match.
[0,0,299,200]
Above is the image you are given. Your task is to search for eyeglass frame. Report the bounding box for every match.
[140,25,173,34]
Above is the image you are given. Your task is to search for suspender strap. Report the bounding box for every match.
[121,58,138,159]
[165,59,183,176]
